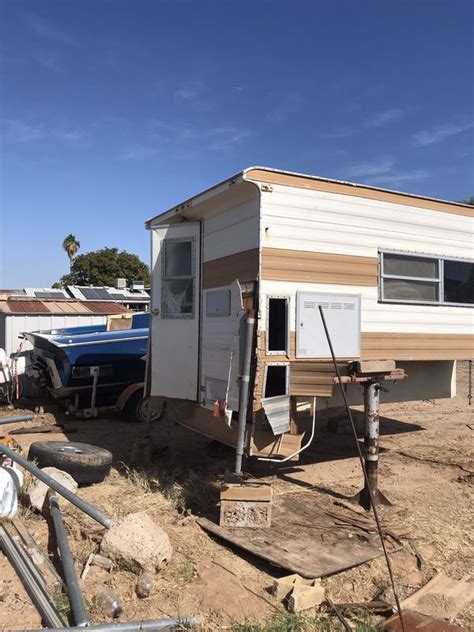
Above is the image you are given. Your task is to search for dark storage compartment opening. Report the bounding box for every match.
[268,298,288,353]
[264,364,288,398]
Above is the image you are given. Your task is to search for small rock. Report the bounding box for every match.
[27,467,78,513]
[38,406,44,414]
[100,511,173,572]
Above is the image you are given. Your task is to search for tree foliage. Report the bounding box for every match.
[58,247,149,287]
[462,196,474,206]
[62,234,81,264]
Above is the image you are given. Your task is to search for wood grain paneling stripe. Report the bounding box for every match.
[261,248,378,285]
[258,330,473,370]
[202,248,259,289]
[289,362,339,397]
[361,332,474,360]
[245,169,473,218]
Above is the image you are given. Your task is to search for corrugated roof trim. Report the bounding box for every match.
[0,299,130,315]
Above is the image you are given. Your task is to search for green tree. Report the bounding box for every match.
[57,247,149,287]
[462,196,474,206]
[62,234,81,270]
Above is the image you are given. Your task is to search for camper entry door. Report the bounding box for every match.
[150,222,201,400]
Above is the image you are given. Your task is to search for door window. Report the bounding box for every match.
[161,238,195,317]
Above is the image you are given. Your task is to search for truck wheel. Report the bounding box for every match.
[124,391,161,424]
[28,441,112,486]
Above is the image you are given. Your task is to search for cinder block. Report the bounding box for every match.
[219,482,272,528]
[220,499,272,528]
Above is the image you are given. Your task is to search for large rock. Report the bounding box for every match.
[27,467,78,513]
[100,511,173,572]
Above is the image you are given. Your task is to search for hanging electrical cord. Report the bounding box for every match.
[318,305,405,632]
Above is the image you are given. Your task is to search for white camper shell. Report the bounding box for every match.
[146,167,474,459]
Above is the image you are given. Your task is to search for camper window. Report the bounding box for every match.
[162,238,194,317]
[444,260,474,305]
[267,297,289,354]
[264,363,289,398]
[380,251,473,306]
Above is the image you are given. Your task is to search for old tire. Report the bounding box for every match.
[28,441,113,486]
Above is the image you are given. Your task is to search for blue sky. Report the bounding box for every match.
[1,0,473,287]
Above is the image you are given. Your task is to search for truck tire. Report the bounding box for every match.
[124,390,162,424]
[28,441,113,486]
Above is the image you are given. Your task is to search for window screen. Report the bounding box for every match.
[162,239,194,317]
[380,251,473,306]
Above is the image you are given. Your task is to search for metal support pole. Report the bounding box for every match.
[90,366,99,411]
[18,615,203,632]
[0,442,113,528]
[0,525,66,628]
[354,380,390,510]
[49,494,89,627]
[234,312,256,476]
[469,359,472,406]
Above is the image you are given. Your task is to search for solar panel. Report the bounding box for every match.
[95,288,112,300]
[34,291,67,299]
[80,287,114,300]
[80,288,97,299]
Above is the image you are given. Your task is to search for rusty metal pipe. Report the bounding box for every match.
[360,381,380,507]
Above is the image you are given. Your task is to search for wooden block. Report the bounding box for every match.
[220,482,272,502]
[220,499,272,528]
[287,581,325,612]
[355,360,396,374]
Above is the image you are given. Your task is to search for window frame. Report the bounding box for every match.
[379,249,474,308]
[266,295,290,356]
[161,236,196,319]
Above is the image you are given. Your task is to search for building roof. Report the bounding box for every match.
[67,286,150,302]
[0,299,130,316]
[22,286,150,303]
[146,165,473,225]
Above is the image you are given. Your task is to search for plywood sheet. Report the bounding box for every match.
[198,492,394,578]
[400,573,474,620]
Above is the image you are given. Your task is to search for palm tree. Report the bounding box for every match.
[62,234,80,270]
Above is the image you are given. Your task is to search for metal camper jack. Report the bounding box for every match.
[341,361,406,510]
[354,379,391,510]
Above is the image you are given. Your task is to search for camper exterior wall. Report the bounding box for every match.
[202,193,259,263]
[258,184,474,350]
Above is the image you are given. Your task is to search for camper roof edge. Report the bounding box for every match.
[145,165,473,228]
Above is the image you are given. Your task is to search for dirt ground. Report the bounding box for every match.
[0,362,473,630]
